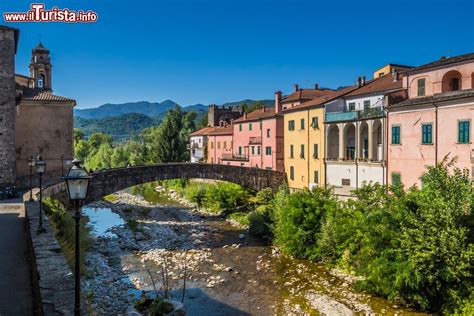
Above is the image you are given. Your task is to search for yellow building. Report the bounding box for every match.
[282,86,356,190]
[372,63,412,79]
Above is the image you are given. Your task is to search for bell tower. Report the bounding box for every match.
[29,42,52,90]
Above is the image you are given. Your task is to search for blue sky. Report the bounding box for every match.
[3,0,474,109]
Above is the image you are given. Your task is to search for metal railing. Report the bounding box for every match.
[325,106,384,122]
[221,153,249,161]
[249,137,262,144]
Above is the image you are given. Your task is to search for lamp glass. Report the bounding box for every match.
[65,164,90,201]
[35,160,46,174]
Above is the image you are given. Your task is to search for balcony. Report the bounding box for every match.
[221,153,249,161]
[359,107,384,119]
[325,107,384,123]
[187,143,202,149]
[325,111,358,122]
[249,137,262,145]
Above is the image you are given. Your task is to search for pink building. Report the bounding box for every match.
[221,105,285,171]
[387,53,474,187]
[189,125,233,164]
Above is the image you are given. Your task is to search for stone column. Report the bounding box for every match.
[368,121,373,161]
[338,123,345,160]
[355,121,361,159]
[0,27,17,188]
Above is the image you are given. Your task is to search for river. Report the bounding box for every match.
[81,183,425,315]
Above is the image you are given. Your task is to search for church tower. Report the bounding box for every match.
[29,42,52,90]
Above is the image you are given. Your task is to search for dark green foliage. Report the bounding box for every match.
[273,186,338,259]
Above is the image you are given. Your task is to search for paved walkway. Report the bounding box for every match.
[0,198,34,315]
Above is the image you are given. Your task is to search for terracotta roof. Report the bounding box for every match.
[285,86,358,112]
[233,107,277,123]
[407,52,474,73]
[190,126,233,136]
[344,73,403,97]
[20,87,76,103]
[388,88,474,109]
[282,89,333,103]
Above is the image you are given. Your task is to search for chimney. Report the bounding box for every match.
[362,76,366,86]
[314,83,319,90]
[392,67,398,82]
[357,76,362,87]
[275,90,282,114]
[243,112,247,120]
[261,105,266,113]
[294,84,299,92]
[440,56,446,60]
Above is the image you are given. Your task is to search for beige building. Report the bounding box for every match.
[12,37,76,187]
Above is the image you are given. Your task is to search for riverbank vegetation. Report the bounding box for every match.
[74,106,197,170]
[160,159,473,314]
[42,198,93,273]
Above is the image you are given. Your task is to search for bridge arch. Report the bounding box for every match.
[43,163,287,206]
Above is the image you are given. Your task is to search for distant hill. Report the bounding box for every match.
[221,99,274,108]
[75,113,159,140]
[74,100,181,119]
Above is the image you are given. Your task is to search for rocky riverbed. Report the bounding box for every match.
[81,184,426,315]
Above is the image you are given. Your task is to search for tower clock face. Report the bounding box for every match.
[37,75,44,88]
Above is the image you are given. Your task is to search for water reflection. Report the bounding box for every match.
[83,207,124,237]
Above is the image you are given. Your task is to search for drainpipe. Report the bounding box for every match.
[307,109,310,188]
[434,102,438,164]
[385,107,389,188]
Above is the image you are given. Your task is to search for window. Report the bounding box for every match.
[217,142,221,149]
[238,146,242,156]
[239,124,242,132]
[452,78,460,91]
[313,144,319,159]
[391,125,401,144]
[223,141,227,149]
[392,172,401,187]
[257,146,261,155]
[251,146,255,155]
[422,124,432,144]
[417,78,425,97]
[249,123,253,131]
[348,102,356,111]
[364,100,370,111]
[210,142,214,149]
[458,120,470,143]
[265,146,272,156]
[300,118,305,130]
[311,116,319,129]
[37,74,44,89]
[288,120,295,131]
[266,128,270,138]
[300,144,305,159]
[314,171,319,184]
[290,166,295,180]
[342,179,350,186]
[290,145,294,158]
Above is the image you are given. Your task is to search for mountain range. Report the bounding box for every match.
[74,99,273,140]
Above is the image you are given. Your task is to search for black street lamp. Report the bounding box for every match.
[28,156,35,202]
[63,159,91,316]
[35,156,46,234]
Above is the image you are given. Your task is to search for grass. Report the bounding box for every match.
[42,198,93,274]
[228,212,250,227]
[103,194,119,203]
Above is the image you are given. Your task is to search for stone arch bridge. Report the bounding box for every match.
[43,163,287,205]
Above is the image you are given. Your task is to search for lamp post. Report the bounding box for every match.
[28,157,35,202]
[63,159,91,316]
[35,156,46,234]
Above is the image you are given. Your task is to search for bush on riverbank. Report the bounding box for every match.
[42,198,92,273]
[269,158,473,313]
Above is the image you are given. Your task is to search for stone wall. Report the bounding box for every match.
[15,103,74,188]
[43,163,288,205]
[0,27,17,188]
[208,104,243,127]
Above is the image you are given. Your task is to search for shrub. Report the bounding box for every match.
[273,186,338,259]
[228,212,250,227]
[203,182,249,214]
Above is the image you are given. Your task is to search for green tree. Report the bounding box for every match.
[88,133,112,149]
[85,143,113,170]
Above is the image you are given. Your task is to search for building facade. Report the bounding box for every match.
[0,26,76,188]
[324,72,408,196]
[387,54,474,187]
[221,104,284,171]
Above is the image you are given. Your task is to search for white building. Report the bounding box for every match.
[189,130,209,163]
[324,69,409,196]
